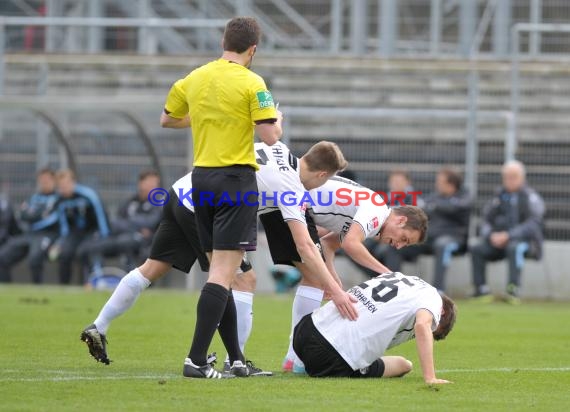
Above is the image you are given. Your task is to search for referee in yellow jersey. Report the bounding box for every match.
[160,17,282,379]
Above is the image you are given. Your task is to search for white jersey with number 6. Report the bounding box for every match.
[173,141,307,224]
[254,141,307,224]
[312,272,443,370]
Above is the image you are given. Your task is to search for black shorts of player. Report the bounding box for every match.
[293,314,385,378]
[258,209,321,266]
[149,189,252,273]
[192,166,258,252]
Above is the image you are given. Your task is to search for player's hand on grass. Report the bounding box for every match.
[425,378,453,385]
[330,289,358,320]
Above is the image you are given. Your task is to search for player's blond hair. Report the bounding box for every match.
[303,141,348,175]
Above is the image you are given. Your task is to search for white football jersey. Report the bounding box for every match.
[172,142,307,223]
[310,176,391,241]
[312,272,442,370]
[254,141,307,224]
[172,172,194,212]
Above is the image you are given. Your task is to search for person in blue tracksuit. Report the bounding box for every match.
[51,169,110,284]
[0,168,59,283]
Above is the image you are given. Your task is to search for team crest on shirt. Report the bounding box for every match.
[367,217,379,232]
[257,91,274,108]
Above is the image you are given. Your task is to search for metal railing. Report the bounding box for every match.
[510,22,570,150]
[0,16,228,95]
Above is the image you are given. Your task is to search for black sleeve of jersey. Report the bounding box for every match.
[254,118,277,125]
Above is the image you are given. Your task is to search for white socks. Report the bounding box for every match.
[93,268,151,335]
[233,290,254,353]
[225,290,254,364]
[285,285,324,362]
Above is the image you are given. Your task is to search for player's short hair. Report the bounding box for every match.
[56,169,76,181]
[389,169,410,181]
[223,17,261,53]
[392,205,428,242]
[303,141,348,174]
[433,294,457,341]
[37,167,55,177]
[439,167,463,191]
[138,169,160,182]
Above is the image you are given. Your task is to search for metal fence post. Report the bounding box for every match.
[350,0,367,55]
[379,0,398,57]
[530,0,542,56]
[510,25,520,156]
[430,0,442,55]
[0,23,5,96]
[330,0,343,54]
[493,0,511,57]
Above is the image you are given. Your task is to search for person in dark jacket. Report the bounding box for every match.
[0,168,59,283]
[470,160,545,303]
[50,169,110,284]
[77,170,162,274]
[375,167,471,292]
[0,195,20,248]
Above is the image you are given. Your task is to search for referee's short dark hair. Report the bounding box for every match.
[303,141,348,175]
[223,17,261,53]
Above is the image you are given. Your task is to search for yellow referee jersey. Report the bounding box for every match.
[164,59,277,170]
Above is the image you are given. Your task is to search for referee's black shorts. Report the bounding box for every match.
[149,189,253,274]
[192,166,258,252]
[259,210,321,266]
[293,314,385,378]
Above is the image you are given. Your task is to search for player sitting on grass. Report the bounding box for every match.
[293,272,456,384]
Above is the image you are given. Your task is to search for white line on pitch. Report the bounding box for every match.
[1,367,570,382]
[0,374,179,382]
[438,367,570,373]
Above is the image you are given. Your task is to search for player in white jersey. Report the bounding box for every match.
[310,176,428,283]
[293,272,456,383]
[281,177,428,373]
[80,140,354,376]
[252,140,357,319]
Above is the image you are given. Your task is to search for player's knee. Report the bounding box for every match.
[393,357,413,377]
[401,358,413,374]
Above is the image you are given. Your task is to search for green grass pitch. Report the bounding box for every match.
[1,285,569,411]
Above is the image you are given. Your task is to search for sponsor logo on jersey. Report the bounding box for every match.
[367,217,379,232]
[256,91,275,108]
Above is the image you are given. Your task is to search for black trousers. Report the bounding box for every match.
[0,232,57,283]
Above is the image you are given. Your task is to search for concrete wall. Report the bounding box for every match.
[7,236,569,301]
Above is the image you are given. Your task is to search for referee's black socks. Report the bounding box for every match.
[218,290,245,364]
[188,282,244,366]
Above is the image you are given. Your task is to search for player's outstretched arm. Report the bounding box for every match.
[287,220,358,320]
[414,309,452,385]
[319,232,344,289]
[342,224,391,275]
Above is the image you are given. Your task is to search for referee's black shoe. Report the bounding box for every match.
[224,359,272,376]
[80,324,111,365]
[183,354,233,379]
